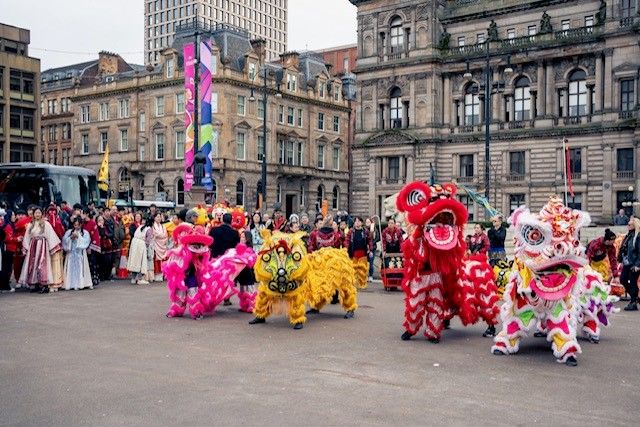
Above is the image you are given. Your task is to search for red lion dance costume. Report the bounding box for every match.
[162,224,256,319]
[397,182,499,343]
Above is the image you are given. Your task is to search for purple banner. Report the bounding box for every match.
[183,43,195,191]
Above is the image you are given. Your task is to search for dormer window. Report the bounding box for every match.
[248,63,256,80]
[166,57,175,78]
[319,82,325,98]
[287,74,297,92]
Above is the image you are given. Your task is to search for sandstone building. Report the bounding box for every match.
[349,0,639,224]
[43,27,349,216]
[0,23,40,163]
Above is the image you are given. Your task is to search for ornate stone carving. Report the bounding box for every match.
[439,27,451,50]
[488,20,499,42]
[523,63,538,83]
[366,131,416,145]
[540,11,552,34]
[417,4,429,20]
[362,85,373,100]
[596,1,607,25]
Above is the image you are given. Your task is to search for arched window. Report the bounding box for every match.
[236,179,245,206]
[317,184,325,210]
[514,76,531,121]
[390,17,403,51]
[464,83,480,126]
[276,183,282,204]
[568,69,587,117]
[118,168,131,200]
[332,185,340,210]
[176,179,185,206]
[156,179,164,193]
[390,87,402,128]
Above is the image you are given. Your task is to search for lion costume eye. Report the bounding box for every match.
[261,253,271,263]
[522,225,545,246]
[292,252,301,262]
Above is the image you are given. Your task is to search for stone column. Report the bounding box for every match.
[545,62,554,115]
[369,158,377,214]
[603,49,614,111]
[399,156,405,182]
[602,144,614,221]
[537,62,545,116]
[595,53,603,112]
[443,75,451,125]
[407,156,415,182]
[382,157,388,179]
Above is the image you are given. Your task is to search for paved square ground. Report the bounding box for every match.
[1,282,639,426]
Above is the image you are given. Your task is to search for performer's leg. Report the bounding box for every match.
[492,295,529,355]
[238,286,257,313]
[546,302,581,365]
[167,290,187,318]
[402,276,428,339]
[339,283,358,318]
[250,289,272,323]
[186,287,205,319]
[288,291,307,328]
[423,279,445,342]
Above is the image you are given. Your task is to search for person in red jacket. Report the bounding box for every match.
[12,211,30,283]
[307,216,342,253]
[468,224,490,255]
[82,209,102,287]
[586,228,619,282]
[1,210,19,292]
[344,216,374,288]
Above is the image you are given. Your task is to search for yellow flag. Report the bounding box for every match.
[98,144,109,192]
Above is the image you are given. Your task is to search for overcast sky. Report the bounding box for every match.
[0,0,357,70]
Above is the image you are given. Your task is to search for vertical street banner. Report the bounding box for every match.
[183,43,195,191]
[199,39,214,191]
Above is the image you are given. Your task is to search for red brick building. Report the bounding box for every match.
[317,44,358,76]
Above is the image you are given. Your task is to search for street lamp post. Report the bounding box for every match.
[622,185,640,215]
[250,64,281,211]
[465,44,512,204]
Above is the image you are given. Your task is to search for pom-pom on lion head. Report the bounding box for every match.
[180,225,213,254]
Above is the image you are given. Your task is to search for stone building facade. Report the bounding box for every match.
[349,0,639,224]
[47,27,349,216]
[0,23,40,163]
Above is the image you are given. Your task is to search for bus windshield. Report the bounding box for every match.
[0,166,99,210]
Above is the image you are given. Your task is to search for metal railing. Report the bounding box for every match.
[616,170,635,179]
[505,173,526,182]
[619,110,634,119]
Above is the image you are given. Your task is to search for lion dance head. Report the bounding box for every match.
[254,230,309,294]
[510,195,590,300]
[396,182,468,275]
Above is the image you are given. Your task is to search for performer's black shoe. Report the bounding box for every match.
[39,286,49,294]
[427,337,440,344]
[589,336,600,344]
[223,299,232,306]
[306,308,320,314]
[482,325,496,337]
[194,314,203,320]
[29,287,38,293]
[565,356,578,367]
[400,331,413,341]
[293,323,304,330]
[249,317,266,325]
[400,331,414,341]
[492,349,504,356]
[344,310,354,319]
[623,303,638,311]
[533,331,546,338]
[330,291,339,305]
[443,319,451,330]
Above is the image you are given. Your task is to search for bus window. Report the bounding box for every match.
[0,170,51,210]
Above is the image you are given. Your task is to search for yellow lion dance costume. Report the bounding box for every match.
[305,247,358,318]
[249,231,359,329]
[250,231,310,329]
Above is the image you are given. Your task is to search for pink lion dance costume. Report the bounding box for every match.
[492,196,617,366]
[397,182,499,343]
[162,225,257,319]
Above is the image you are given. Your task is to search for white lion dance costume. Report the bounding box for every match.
[396,182,500,343]
[163,224,256,319]
[492,196,617,366]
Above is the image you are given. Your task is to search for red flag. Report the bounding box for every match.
[564,140,575,197]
